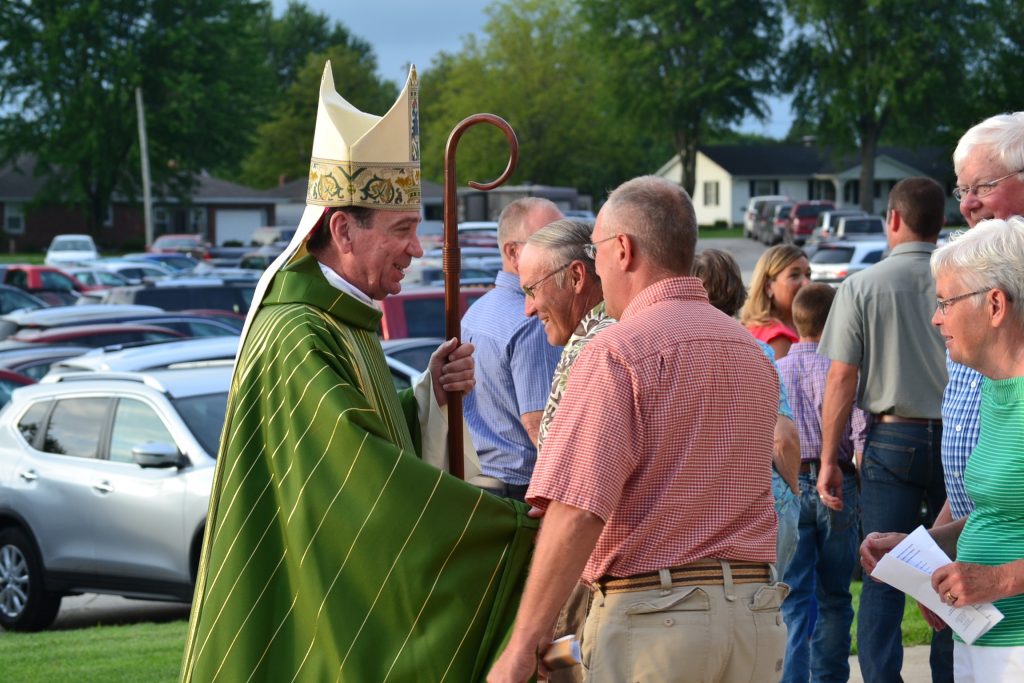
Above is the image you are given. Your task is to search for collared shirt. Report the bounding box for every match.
[318,261,380,309]
[819,241,947,418]
[942,354,982,519]
[537,301,616,451]
[528,277,778,583]
[462,270,562,485]
[777,341,867,463]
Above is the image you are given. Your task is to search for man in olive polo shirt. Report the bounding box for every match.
[816,176,950,682]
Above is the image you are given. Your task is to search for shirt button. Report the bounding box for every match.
[955,425,962,432]
[953,472,961,478]
[970,381,978,388]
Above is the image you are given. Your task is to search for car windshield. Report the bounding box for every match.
[157,237,199,248]
[172,391,229,456]
[797,205,828,218]
[53,240,93,251]
[811,247,855,264]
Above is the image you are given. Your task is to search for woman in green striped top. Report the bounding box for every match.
[927,215,1024,679]
[861,215,1024,680]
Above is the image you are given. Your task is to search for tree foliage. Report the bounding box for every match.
[579,0,782,196]
[0,0,271,229]
[420,0,671,202]
[262,0,376,93]
[237,45,398,189]
[782,0,978,210]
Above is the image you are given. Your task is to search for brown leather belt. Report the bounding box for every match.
[597,559,772,594]
[800,459,856,475]
[875,414,940,425]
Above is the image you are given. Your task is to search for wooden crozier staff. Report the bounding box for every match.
[443,115,519,479]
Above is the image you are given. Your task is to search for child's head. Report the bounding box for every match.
[694,248,747,317]
[792,283,836,340]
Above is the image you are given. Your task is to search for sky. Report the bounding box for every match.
[273,0,791,138]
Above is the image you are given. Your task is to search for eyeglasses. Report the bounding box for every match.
[583,234,618,260]
[952,169,1024,201]
[935,288,990,314]
[522,263,570,298]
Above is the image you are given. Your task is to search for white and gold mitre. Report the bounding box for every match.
[306,61,420,210]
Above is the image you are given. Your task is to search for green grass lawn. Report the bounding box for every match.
[0,582,933,681]
[0,253,45,264]
[697,225,743,239]
[0,621,185,683]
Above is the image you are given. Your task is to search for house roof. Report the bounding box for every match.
[0,156,278,204]
[695,144,952,180]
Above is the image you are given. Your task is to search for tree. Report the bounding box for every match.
[262,0,376,92]
[420,0,671,201]
[0,0,270,231]
[579,0,782,196]
[237,45,398,189]
[782,0,977,211]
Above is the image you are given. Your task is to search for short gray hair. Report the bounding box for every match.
[526,219,597,280]
[954,112,1024,177]
[603,176,697,274]
[931,215,1024,318]
[497,197,560,246]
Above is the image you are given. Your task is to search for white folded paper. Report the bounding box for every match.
[871,525,1003,645]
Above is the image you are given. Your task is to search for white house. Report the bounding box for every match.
[655,144,956,226]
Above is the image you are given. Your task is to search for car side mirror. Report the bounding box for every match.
[132,441,186,468]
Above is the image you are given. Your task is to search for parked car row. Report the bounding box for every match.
[744,194,888,248]
[0,330,444,631]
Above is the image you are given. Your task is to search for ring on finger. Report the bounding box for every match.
[945,591,958,604]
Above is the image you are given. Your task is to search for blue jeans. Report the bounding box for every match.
[856,422,952,683]
[773,468,800,579]
[781,469,859,683]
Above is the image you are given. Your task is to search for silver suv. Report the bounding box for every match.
[0,366,229,631]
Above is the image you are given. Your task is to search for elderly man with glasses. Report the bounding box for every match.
[516,218,614,683]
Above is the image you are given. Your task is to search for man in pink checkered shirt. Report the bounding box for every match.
[488,176,789,683]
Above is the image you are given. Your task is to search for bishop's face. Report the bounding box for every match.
[346,210,423,299]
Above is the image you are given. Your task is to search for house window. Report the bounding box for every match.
[189,208,207,232]
[751,180,778,196]
[103,203,114,228]
[154,208,170,234]
[703,181,719,207]
[4,203,24,235]
[844,180,860,205]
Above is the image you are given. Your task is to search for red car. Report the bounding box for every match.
[148,234,212,260]
[379,288,487,340]
[8,323,186,347]
[786,200,835,246]
[2,265,88,306]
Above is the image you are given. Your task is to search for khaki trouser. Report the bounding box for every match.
[580,563,789,683]
[548,582,592,683]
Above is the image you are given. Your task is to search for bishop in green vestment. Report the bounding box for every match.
[181,62,538,683]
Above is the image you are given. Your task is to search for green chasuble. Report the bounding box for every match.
[181,255,538,682]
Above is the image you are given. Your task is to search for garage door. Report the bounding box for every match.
[215,209,265,245]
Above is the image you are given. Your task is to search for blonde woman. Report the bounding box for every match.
[740,244,811,360]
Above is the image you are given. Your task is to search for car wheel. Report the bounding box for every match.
[0,528,62,631]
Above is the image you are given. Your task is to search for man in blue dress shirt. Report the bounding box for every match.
[462,198,564,501]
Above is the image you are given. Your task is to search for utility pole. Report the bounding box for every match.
[135,86,153,248]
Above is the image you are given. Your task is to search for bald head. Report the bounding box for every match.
[497,197,564,274]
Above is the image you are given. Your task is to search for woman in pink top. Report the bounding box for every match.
[740,244,811,359]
